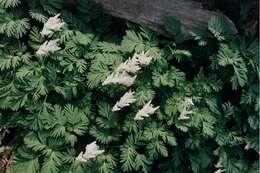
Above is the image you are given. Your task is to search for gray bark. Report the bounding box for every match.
[93,0,237,37]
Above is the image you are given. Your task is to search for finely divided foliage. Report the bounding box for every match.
[0,0,258,173]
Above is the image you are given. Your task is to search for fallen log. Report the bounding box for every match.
[93,0,238,37]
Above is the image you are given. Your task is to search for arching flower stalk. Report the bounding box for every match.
[76,141,104,162]
[102,71,136,87]
[178,97,194,120]
[103,51,154,87]
[134,51,153,66]
[41,14,65,36]
[134,100,159,120]
[36,39,61,55]
[112,90,136,111]
[214,169,226,173]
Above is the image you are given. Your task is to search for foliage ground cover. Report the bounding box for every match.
[0,0,259,173]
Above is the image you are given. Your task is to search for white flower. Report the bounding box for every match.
[214,160,225,173]
[213,147,220,156]
[178,110,193,120]
[102,72,136,87]
[244,144,250,150]
[178,97,194,120]
[135,51,153,66]
[41,14,65,36]
[214,169,226,173]
[112,90,136,111]
[116,51,153,74]
[76,141,104,162]
[102,51,153,87]
[75,152,86,162]
[116,56,141,74]
[134,100,159,120]
[83,141,104,160]
[36,39,61,55]
[214,160,223,168]
[185,97,194,106]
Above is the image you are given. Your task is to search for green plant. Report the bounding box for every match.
[0,0,258,173]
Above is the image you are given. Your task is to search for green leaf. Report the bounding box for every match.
[226,158,248,173]
[165,16,181,36]
[0,0,21,8]
[24,132,47,153]
[135,86,155,106]
[75,31,94,45]
[120,144,137,172]
[29,10,48,23]
[208,16,231,41]
[41,152,62,173]
[121,30,145,52]
[217,44,247,89]
[189,27,208,46]
[96,42,120,53]
[0,18,30,38]
[7,148,39,173]
[170,49,191,62]
[248,161,259,173]
[134,154,151,173]
[87,53,122,88]
[147,141,168,158]
[97,153,117,173]
[152,67,185,88]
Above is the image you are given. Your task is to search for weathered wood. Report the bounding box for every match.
[93,0,237,36]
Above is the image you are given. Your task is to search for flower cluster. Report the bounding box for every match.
[134,51,153,66]
[36,14,64,55]
[116,56,140,74]
[214,169,226,173]
[103,72,137,87]
[40,14,64,36]
[214,160,225,173]
[244,144,250,150]
[76,141,104,162]
[112,90,136,111]
[103,51,153,86]
[36,40,61,55]
[134,100,159,120]
[213,147,220,156]
[178,97,194,120]
[103,51,159,120]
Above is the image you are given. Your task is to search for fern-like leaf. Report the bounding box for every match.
[0,0,21,8]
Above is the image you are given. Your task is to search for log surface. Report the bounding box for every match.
[93,0,237,36]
